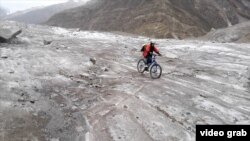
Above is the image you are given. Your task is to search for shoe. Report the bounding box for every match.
[145,67,148,71]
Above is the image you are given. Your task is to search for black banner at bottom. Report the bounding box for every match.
[196,125,250,141]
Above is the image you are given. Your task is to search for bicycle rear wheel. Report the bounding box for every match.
[137,59,146,73]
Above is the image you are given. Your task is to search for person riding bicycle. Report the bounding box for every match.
[140,42,162,70]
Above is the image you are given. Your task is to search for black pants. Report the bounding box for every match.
[146,55,152,66]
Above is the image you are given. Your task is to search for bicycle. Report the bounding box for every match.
[137,54,162,79]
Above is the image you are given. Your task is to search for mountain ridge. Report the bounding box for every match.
[4,1,85,24]
[46,0,250,39]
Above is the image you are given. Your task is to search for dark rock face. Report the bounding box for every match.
[229,0,250,19]
[46,0,250,39]
[169,0,239,28]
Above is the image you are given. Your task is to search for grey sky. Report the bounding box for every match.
[0,0,69,13]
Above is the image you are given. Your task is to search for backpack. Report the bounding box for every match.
[140,45,146,52]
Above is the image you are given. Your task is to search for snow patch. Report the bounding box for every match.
[53,27,70,35]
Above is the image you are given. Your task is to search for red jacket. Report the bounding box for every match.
[141,44,159,58]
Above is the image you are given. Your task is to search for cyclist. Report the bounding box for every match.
[140,42,162,70]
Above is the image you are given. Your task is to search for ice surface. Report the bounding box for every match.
[0,21,250,141]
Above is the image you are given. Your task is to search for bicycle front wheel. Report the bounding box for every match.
[150,64,162,79]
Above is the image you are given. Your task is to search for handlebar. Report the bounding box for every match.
[152,54,161,57]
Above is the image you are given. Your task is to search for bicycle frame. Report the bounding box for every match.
[151,54,158,65]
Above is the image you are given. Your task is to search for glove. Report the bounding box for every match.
[158,53,162,56]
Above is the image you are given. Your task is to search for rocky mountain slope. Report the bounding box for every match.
[1,21,250,141]
[3,1,85,24]
[200,21,250,43]
[46,0,250,39]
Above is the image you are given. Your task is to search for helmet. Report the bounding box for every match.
[150,41,156,47]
